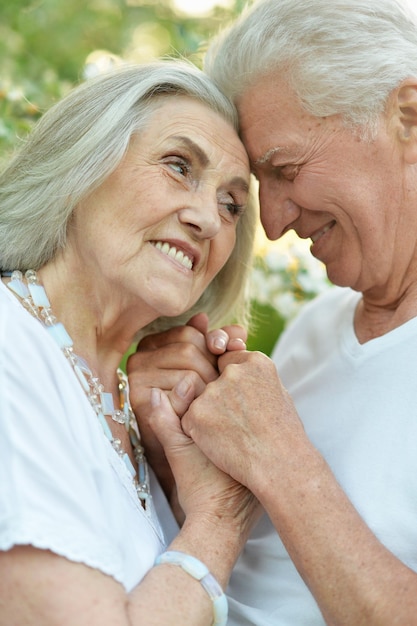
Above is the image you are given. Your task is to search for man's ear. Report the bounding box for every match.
[393,78,417,163]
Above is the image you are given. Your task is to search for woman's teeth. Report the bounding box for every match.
[153,241,193,269]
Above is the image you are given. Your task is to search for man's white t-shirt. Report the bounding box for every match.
[227,286,417,625]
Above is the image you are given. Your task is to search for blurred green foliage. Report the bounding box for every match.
[246,301,285,356]
[0,0,244,161]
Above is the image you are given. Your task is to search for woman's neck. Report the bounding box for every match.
[38,259,144,374]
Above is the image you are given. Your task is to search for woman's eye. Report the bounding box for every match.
[218,195,246,222]
[166,158,190,177]
[226,202,245,217]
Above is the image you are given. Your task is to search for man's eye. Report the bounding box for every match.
[276,164,300,181]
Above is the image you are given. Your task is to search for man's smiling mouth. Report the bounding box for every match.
[310,221,336,244]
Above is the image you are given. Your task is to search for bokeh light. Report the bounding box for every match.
[172,0,233,16]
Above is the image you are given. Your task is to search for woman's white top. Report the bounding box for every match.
[0,279,178,591]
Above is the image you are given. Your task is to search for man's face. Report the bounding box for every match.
[238,74,416,297]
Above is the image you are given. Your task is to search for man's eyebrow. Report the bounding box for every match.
[171,136,209,167]
[254,146,284,166]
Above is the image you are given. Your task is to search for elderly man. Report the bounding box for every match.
[128,1,417,624]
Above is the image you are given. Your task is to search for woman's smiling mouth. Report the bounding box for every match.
[151,240,194,269]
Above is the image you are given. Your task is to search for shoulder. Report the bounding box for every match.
[271,286,359,366]
[280,286,356,339]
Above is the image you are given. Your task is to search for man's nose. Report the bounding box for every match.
[259,181,301,240]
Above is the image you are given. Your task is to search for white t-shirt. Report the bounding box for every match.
[0,280,178,591]
[226,286,417,625]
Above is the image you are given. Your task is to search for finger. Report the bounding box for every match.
[129,367,206,427]
[167,374,199,417]
[206,324,248,354]
[217,348,253,372]
[149,388,191,450]
[186,312,209,334]
[205,329,230,354]
[222,324,248,343]
[225,337,247,351]
[127,342,218,387]
[150,387,179,434]
[138,324,208,355]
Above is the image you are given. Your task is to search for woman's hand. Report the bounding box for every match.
[128,313,247,416]
[127,313,247,507]
[149,383,262,540]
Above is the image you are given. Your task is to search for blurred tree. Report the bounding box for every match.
[0,0,242,160]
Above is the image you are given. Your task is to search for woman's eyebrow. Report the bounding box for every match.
[230,176,250,195]
[171,136,209,167]
[172,135,249,193]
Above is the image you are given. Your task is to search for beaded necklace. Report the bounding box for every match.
[3,269,151,511]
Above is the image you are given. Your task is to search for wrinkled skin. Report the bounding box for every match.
[127,312,247,520]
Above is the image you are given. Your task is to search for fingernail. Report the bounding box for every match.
[214,337,227,350]
[151,388,161,407]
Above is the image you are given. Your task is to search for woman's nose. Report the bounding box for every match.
[178,190,221,240]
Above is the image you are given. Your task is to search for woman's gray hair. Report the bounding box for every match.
[205,0,417,133]
[0,60,257,330]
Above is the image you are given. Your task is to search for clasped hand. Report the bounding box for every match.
[127,312,261,529]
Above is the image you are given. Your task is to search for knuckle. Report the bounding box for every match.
[179,342,200,361]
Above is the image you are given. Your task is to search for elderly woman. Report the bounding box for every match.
[0,61,260,625]
[128,1,417,625]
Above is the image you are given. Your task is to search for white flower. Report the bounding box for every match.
[249,241,330,325]
[6,87,24,102]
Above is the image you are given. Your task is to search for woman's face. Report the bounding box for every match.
[68,97,250,325]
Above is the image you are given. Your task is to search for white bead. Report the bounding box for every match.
[100,392,115,415]
[96,411,113,440]
[74,364,91,393]
[46,322,73,349]
[123,453,136,477]
[28,283,50,308]
[7,278,30,299]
